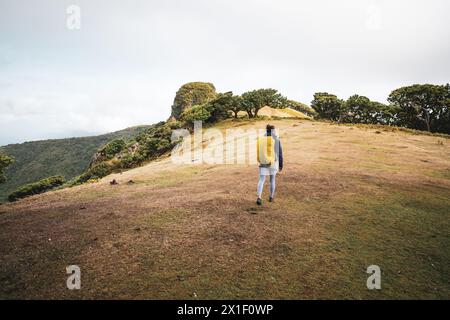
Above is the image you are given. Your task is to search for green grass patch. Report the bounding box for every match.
[322,183,450,299]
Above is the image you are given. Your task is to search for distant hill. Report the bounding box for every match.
[0,126,150,201]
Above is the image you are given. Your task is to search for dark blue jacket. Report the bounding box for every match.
[266,132,283,170]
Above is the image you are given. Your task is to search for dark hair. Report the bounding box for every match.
[266,124,275,134]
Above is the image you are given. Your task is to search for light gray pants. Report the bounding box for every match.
[257,174,276,198]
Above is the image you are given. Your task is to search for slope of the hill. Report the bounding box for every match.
[0,119,449,299]
[0,126,151,201]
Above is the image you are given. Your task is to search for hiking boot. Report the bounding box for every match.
[256,198,262,206]
[269,197,274,203]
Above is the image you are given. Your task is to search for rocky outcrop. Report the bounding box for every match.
[170,82,217,120]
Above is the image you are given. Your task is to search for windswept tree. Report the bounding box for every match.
[346,95,372,123]
[311,92,346,122]
[388,84,450,133]
[346,95,399,125]
[0,155,14,184]
[204,92,235,122]
[241,89,287,118]
[369,102,400,126]
[170,82,217,120]
[440,96,450,134]
[228,95,244,119]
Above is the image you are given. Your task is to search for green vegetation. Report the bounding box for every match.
[67,121,181,187]
[0,155,14,184]
[0,126,150,201]
[204,92,238,122]
[69,162,116,186]
[388,84,450,133]
[180,92,244,126]
[311,83,450,133]
[311,92,346,122]
[241,88,288,118]
[8,175,65,202]
[345,95,397,125]
[170,82,217,119]
[92,138,126,164]
[180,104,212,128]
[227,95,245,119]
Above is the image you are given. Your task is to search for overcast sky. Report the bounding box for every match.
[1,0,449,145]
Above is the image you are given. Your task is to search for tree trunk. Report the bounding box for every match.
[424,109,431,132]
[254,107,261,118]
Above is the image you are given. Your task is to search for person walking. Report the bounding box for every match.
[256,124,283,205]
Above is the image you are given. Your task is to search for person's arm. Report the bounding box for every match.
[278,139,283,171]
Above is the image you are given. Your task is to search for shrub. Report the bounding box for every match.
[86,121,178,173]
[101,139,126,158]
[180,104,211,127]
[145,137,160,153]
[0,155,14,184]
[156,139,171,152]
[8,175,65,202]
[79,162,116,183]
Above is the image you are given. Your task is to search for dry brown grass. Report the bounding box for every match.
[0,120,449,299]
[237,106,311,119]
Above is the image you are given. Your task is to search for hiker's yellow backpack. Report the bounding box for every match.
[257,136,275,166]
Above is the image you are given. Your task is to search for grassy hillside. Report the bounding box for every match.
[0,126,150,201]
[237,106,311,119]
[0,119,449,299]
